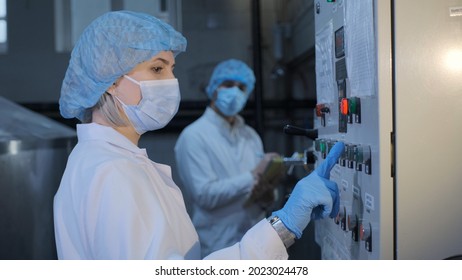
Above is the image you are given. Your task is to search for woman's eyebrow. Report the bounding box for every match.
[152,58,170,65]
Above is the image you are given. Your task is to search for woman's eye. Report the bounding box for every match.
[152,67,163,73]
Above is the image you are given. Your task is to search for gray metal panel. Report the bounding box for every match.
[0,96,76,259]
[394,0,462,259]
[0,145,75,259]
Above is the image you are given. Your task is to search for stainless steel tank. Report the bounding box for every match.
[0,96,76,259]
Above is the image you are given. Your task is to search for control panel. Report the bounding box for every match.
[313,0,386,259]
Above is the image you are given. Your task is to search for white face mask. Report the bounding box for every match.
[117,75,181,135]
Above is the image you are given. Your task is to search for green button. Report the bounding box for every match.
[349,98,357,114]
[356,146,364,162]
[315,139,322,152]
[327,141,335,153]
[320,141,326,153]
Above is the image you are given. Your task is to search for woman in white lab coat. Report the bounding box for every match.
[53,10,344,260]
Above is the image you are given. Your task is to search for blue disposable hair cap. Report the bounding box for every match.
[59,10,187,120]
[205,59,256,99]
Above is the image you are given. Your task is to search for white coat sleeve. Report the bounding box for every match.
[203,219,289,260]
[175,130,255,210]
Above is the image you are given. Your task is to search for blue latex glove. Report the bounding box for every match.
[272,142,344,239]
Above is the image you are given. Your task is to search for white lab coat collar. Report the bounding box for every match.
[203,107,245,144]
[204,106,245,130]
[77,123,148,157]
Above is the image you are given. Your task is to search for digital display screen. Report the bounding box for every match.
[335,26,345,58]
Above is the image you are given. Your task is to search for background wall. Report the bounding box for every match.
[0,0,68,103]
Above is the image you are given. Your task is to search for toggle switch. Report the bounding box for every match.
[355,145,363,172]
[363,145,372,175]
[360,222,372,252]
[340,206,347,231]
[357,145,372,175]
[348,214,360,241]
[346,144,356,169]
[327,140,337,154]
[338,143,348,166]
[316,104,330,127]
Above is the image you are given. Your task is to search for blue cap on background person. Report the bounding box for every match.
[59,10,187,121]
[205,59,256,99]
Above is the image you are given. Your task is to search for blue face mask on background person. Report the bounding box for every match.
[116,75,181,135]
[215,86,248,117]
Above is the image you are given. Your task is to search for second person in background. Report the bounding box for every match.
[174,59,282,257]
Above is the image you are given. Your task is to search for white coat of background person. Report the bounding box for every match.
[174,59,282,257]
[53,10,344,260]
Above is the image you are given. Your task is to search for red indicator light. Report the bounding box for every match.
[340,98,349,115]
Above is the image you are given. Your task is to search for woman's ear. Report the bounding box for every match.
[106,85,116,95]
[105,77,122,95]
